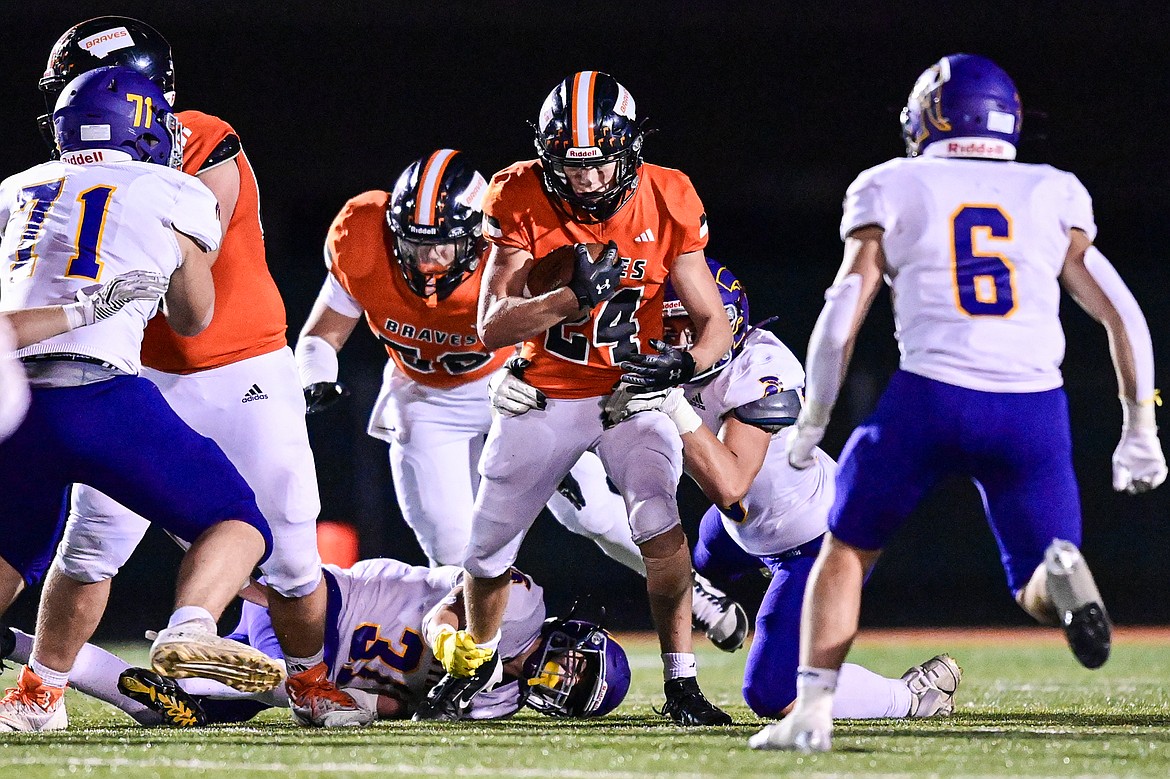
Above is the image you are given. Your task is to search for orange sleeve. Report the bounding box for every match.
[482,162,538,252]
[325,191,389,292]
[665,169,709,256]
[176,111,234,175]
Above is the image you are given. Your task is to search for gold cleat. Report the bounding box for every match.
[149,625,285,693]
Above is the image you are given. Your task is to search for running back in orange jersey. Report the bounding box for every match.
[326,191,508,388]
[139,111,287,373]
[482,159,708,399]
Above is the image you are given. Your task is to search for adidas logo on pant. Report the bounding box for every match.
[241,384,269,403]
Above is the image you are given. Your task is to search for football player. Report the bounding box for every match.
[4,561,631,725]
[600,258,961,721]
[0,67,283,732]
[294,149,748,649]
[420,72,734,725]
[25,17,360,728]
[751,54,1166,752]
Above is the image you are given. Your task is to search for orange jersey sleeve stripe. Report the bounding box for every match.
[140,111,286,374]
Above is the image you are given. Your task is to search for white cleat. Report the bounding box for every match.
[286,662,374,728]
[748,708,833,752]
[150,622,286,693]
[691,571,749,652]
[903,654,962,717]
[0,666,68,732]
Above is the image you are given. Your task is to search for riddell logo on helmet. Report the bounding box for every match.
[566,147,603,159]
[60,150,109,164]
[947,141,1006,156]
[409,225,439,235]
[80,28,136,59]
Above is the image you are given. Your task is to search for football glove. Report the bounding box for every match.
[786,400,832,470]
[1113,427,1168,494]
[304,382,350,415]
[556,471,587,510]
[619,339,696,392]
[432,626,495,678]
[67,270,170,328]
[567,240,621,309]
[488,356,546,417]
[603,385,702,434]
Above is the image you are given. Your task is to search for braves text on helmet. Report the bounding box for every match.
[53,66,184,169]
[900,53,1022,160]
[521,618,631,717]
[663,257,750,382]
[533,71,645,223]
[386,149,488,303]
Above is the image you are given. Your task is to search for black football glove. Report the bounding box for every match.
[566,240,621,309]
[304,382,350,415]
[619,339,697,392]
[556,472,587,510]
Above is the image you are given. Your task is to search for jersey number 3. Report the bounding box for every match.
[950,205,1016,317]
[14,179,115,281]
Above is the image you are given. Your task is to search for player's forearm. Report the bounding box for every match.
[1083,248,1154,404]
[682,427,757,507]
[478,289,582,351]
[686,314,733,375]
[2,307,72,348]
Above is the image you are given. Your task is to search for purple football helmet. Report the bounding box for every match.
[900,54,1021,160]
[663,257,750,382]
[53,66,183,169]
[522,618,630,718]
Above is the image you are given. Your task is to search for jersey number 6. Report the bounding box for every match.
[950,204,1016,317]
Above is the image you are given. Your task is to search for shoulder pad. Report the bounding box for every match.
[732,388,802,433]
[197,134,242,172]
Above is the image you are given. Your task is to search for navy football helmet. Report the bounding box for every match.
[534,71,645,222]
[521,618,630,718]
[662,257,750,382]
[54,66,183,169]
[386,149,488,303]
[39,17,175,153]
[900,54,1021,160]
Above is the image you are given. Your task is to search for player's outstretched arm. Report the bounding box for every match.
[1059,230,1166,493]
[477,243,586,350]
[664,250,733,375]
[295,280,361,415]
[163,231,217,336]
[788,226,885,468]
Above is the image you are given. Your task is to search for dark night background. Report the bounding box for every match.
[3,2,1168,640]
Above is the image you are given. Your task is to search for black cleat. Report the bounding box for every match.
[412,652,502,722]
[1062,603,1111,669]
[658,677,733,726]
[118,668,207,727]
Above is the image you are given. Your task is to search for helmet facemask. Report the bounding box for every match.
[392,232,481,302]
[535,135,644,223]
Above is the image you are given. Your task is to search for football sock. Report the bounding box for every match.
[285,649,324,676]
[28,656,69,689]
[178,677,289,708]
[832,662,913,718]
[662,652,697,681]
[167,605,217,633]
[794,665,837,719]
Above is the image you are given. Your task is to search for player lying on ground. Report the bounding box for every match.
[296,148,747,652]
[2,559,630,726]
[498,256,962,721]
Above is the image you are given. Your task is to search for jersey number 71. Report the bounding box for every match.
[14,178,115,281]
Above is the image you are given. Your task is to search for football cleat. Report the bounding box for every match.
[118,667,207,727]
[0,666,67,732]
[149,623,285,693]
[690,571,749,652]
[658,677,733,726]
[286,662,374,728]
[413,651,503,722]
[903,654,962,717]
[1045,539,1112,669]
[748,706,833,752]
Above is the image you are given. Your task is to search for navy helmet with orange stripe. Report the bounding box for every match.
[386,149,489,303]
[534,71,645,223]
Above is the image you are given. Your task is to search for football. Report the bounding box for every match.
[526,242,610,296]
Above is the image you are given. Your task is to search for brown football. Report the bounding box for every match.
[526,242,610,296]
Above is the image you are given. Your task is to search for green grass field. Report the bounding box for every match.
[2,628,1169,778]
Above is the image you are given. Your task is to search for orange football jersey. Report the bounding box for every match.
[482,160,708,398]
[325,191,508,388]
[140,111,287,373]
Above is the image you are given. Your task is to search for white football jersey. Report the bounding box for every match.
[684,329,833,557]
[0,159,220,375]
[323,559,545,720]
[841,157,1096,392]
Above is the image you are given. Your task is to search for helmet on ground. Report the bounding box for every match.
[900,53,1021,160]
[386,149,488,303]
[663,257,750,382]
[533,71,644,222]
[521,617,630,717]
[53,66,183,169]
